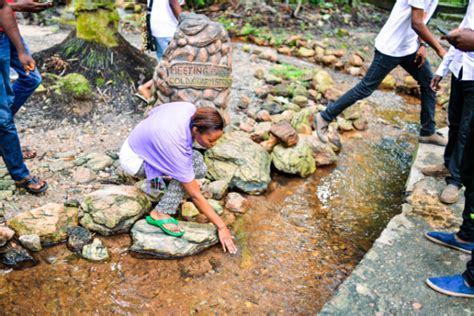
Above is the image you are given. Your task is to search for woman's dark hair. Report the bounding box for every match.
[190,107,225,134]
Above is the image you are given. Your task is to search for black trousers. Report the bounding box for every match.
[444,72,474,188]
[460,114,474,285]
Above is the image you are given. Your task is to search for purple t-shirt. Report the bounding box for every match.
[128,102,197,183]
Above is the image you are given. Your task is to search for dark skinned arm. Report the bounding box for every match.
[442,29,474,52]
[182,180,237,254]
[10,0,53,13]
[169,0,181,19]
[411,6,446,58]
[0,0,35,73]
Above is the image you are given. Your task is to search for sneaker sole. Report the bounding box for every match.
[424,233,472,254]
[426,279,474,298]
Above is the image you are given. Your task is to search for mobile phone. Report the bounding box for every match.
[437,26,449,36]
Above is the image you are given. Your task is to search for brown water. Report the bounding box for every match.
[1,94,440,314]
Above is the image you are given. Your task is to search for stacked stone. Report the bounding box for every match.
[153,13,232,110]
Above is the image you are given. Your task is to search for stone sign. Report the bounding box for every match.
[167,62,232,89]
[153,13,232,110]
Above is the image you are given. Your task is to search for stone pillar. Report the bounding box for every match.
[153,13,232,110]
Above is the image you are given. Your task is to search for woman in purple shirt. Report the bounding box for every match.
[120,102,237,254]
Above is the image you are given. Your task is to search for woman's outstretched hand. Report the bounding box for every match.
[218,226,237,254]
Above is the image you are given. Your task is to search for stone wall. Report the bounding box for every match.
[153,13,232,110]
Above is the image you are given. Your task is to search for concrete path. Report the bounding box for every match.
[320,129,474,315]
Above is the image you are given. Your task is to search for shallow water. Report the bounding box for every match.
[0,92,430,314]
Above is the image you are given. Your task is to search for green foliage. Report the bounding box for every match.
[217,16,237,32]
[240,23,259,36]
[58,73,93,100]
[270,64,311,81]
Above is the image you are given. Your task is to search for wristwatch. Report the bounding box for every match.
[420,42,429,48]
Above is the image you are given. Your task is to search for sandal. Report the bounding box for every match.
[134,93,151,105]
[15,176,48,194]
[21,146,37,160]
[145,215,184,237]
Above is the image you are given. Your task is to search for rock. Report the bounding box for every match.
[342,104,362,120]
[239,122,254,133]
[260,134,280,152]
[7,203,79,245]
[255,86,271,98]
[261,101,285,115]
[134,179,164,203]
[72,167,97,184]
[324,88,343,102]
[0,226,14,247]
[270,121,299,147]
[18,235,42,252]
[81,238,109,262]
[0,244,37,269]
[205,179,229,200]
[292,85,309,98]
[353,116,369,131]
[298,47,315,58]
[67,226,93,252]
[264,74,282,85]
[349,54,363,67]
[85,153,114,171]
[322,55,337,65]
[404,76,418,89]
[254,68,265,80]
[277,46,293,55]
[315,46,325,59]
[242,44,251,53]
[303,134,338,166]
[208,199,224,215]
[205,132,272,194]
[256,110,272,122]
[251,122,272,143]
[313,70,334,94]
[290,108,313,134]
[258,50,278,62]
[326,49,345,57]
[337,117,354,131]
[271,110,296,124]
[239,96,251,109]
[0,190,13,200]
[129,220,218,258]
[291,96,308,107]
[272,141,316,177]
[273,83,292,97]
[181,202,200,219]
[80,185,152,236]
[308,89,321,101]
[327,123,343,152]
[349,67,361,76]
[225,192,247,213]
[380,75,396,90]
[285,102,301,112]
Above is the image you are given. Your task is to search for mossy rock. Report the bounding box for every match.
[59,73,93,100]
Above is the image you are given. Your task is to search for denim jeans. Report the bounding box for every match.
[0,32,41,181]
[460,118,474,285]
[443,71,474,188]
[320,49,436,136]
[154,37,171,62]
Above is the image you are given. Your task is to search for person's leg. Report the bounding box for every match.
[446,81,474,189]
[399,55,438,137]
[320,50,399,122]
[0,33,29,182]
[9,37,41,115]
[154,37,172,62]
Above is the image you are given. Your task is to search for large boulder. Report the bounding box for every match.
[205,132,272,194]
[271,141,316,177]
[300,134,337,166]
[80,185,152,236]
[129,220,218,258]
[7,203,78,245]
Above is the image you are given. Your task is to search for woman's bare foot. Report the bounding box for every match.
[150,210,182,233]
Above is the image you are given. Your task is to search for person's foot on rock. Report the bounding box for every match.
[137,84,152,101]
[314,112,330,143]
[150,210,182,234]
[327,124,342,151]
[440,184,461,204]
[424,231,474,254]
[419,132,448,146]
[421,164,450,177]
[426,275,474,298]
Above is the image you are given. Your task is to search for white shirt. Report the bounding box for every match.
[435,0,474,80]
[375,0,438,57]
[119,138,144,176]
[149,0,178,38]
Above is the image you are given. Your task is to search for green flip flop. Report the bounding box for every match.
[146,215,185,237]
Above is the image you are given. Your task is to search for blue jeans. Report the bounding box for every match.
[0,32,41,181]
[154,37,171,62]
[320,49,436,136]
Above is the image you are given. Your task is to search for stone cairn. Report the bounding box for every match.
[153,13,232,110]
